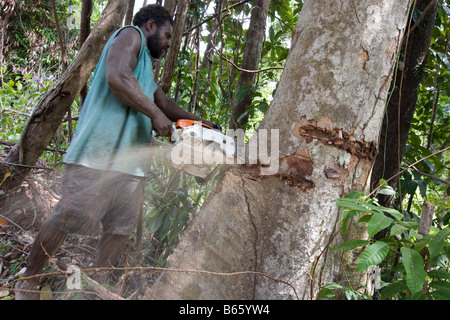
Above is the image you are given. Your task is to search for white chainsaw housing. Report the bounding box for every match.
[152,124,237,178]
[174,124,236,159]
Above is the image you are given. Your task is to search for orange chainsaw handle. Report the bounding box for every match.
[175,119,214,129]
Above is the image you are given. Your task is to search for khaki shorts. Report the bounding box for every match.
[47,164,145,236]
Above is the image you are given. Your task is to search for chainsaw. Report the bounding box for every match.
[151,119,238,177]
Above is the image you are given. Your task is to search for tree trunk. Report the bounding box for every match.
[370,0,438,207]
[152,0,177,82]
[50,0,67,70]
[124,0,136,25]
[145,0,411,300]
[196,0,224,114]
[0,0,128,192]
[159,0,189,93]
[79,0,93,46]
[230,0,270,129]
[0,1,15,87]
[79,0,93,107]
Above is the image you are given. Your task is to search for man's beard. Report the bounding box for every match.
[147,33,165,59]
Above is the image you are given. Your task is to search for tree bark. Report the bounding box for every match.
[370,0,438,207]
[79,0,93,46]
[0,0,15,87]
[124,0,136,25]
[145,0,411,300]
[152,0,177,82]
[230,0,270,129]
[79,0,93,107]
[50,0,67,70]
[0,0,128,192]
[159,0,189,93]
[196,0,224,114]
[418,201,435,237]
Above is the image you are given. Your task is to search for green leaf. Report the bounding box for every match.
[159,214,173,240]
[380,280,408,299]
[330,240,370,252]
[338,198,387,217]
[336,198,375,212]
[344,190,365,199]
[16,81,23,92]
[400,247,426,294]
[417,178,428,197]
[171,189,187,198]
[146,207,158,218]
[147,213,165,234]
[317,283,372,300]
[410,229,423,240]
[429,281,450,300]
[377,185,396,196]
[428,229,450,259]
[407,291,426,300]
[236,111,249,122]
[431,290,450,300]
[381,207,403,221]
[390,224,408,237]
[398,221,419,229]
[367,212,394,238]
[175,209,190,226]
[236,86,255,100]
[356,241,389,272]
[428,269,450,280]
[357,214,372,223]
[316,287,335,300]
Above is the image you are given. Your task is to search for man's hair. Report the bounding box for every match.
[133,4,173,27]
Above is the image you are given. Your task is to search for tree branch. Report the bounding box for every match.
[50,0,67,70]
[410,164,450,186]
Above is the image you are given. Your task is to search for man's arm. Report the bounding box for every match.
[105,27,173,137]
[154,87,215,128]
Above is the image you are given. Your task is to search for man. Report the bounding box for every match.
[15,4,217,300]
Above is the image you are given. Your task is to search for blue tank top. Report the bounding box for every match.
[63,25,158,177]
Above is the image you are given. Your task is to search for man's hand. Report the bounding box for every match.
[152,111,173,137]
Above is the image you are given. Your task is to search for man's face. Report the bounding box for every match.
[147,21,172,59]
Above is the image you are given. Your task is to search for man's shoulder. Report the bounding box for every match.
[107,26,143,59]
[113,26,142,46]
